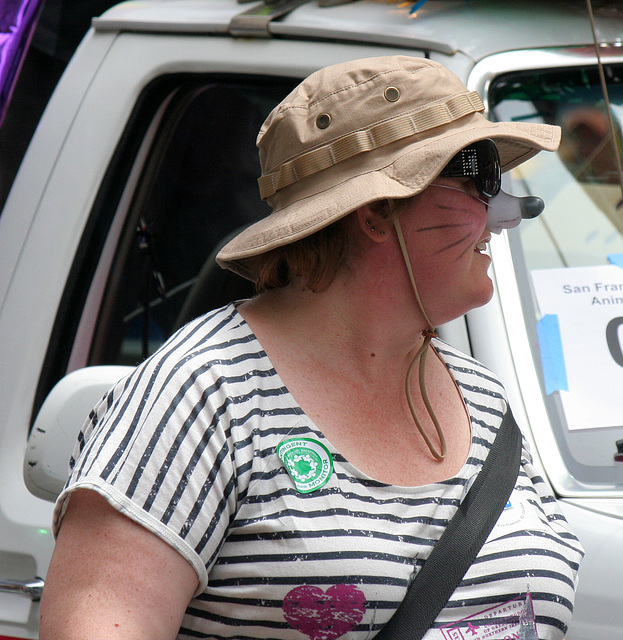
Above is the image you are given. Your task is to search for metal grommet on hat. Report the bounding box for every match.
[384,86,400,102]
[316,113,331,129]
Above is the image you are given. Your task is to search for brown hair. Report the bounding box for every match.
[245,214,356,292]
[245,195,417,292]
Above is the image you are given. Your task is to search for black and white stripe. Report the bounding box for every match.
[55,304,583,640]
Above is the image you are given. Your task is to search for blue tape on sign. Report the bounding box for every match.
[409,0,430,14]
[537,314,568,395]
[607,253,623,269]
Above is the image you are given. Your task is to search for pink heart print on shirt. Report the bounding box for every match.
[283,584,367,640]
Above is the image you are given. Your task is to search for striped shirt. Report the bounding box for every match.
[54,304,583,640]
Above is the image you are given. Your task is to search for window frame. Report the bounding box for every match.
[469,47,623,497]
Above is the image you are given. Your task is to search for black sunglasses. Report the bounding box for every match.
[440,138,501,198]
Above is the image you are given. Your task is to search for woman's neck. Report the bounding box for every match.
[238,266,429,382]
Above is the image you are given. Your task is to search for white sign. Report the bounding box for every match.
[531,263,623,430]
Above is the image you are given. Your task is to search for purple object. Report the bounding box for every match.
[0,0,45,127]
[283,584,367,640]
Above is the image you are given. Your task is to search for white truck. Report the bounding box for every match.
[1,0,623,637]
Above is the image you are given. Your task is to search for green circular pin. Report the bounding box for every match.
[277,438,333,493]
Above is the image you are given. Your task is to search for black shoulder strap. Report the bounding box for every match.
[376,408,523,640]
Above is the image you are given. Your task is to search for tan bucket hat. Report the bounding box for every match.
[217,55,560,277]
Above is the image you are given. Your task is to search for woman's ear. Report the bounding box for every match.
[356,204,392,244]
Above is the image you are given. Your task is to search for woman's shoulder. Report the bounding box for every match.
[168,302,255,351]
[433,337,509,421]
[102,303,270,416]
[433,337,504,387]
[148,302,263,373]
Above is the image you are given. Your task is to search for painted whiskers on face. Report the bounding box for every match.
[415,218,480,259]
[416,195,490,259]
[400,179,495,325]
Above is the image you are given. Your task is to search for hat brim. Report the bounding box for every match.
[217,116,560,279]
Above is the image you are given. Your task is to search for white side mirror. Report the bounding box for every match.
[24,366,133,502]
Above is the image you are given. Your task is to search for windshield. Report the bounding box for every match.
[490,63,623,488]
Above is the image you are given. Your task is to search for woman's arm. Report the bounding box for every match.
[40,489,199,640]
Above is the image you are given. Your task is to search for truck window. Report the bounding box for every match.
[490,64,623,487]
[33,76,295,421]
[89,81,283,367]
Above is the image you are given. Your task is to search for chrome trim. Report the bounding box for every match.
[0,578,44,601]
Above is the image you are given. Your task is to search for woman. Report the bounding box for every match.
[40,56,583,640]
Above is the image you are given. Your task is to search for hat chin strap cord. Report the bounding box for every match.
[392,212,447,461]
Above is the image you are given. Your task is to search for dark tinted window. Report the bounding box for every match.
[33,75,295,425]
[89,79,294,366]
